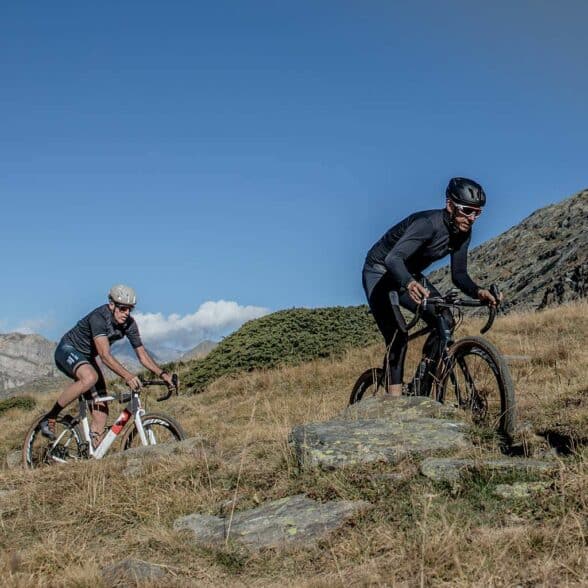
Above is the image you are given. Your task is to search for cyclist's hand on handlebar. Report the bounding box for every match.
[125,375,143,391]
[406,280,430,305]
[160,371,175,389]
[478,288,502,307]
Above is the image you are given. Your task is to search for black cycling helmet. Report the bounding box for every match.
[446,177,486,207]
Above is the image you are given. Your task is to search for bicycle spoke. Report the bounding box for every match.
[437,337,516,438]
[121,414,186,450]
[23,417,84,468]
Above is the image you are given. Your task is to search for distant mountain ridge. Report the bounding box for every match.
[0,333,61,397]
[180,340,218,361]
[0,333,220,395]
[428,190,587,310]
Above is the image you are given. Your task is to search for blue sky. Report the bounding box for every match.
[1,1,587,349]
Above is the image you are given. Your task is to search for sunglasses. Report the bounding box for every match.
[453,203,482,218]
[114,303,134,313]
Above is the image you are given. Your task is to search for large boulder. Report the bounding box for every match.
[290,396,468,469]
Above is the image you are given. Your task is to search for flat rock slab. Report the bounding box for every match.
[290,396,468,469]
[102,559,166,585]
[174,494,370,551]
[111,436,211,478]
[344,396,459,421]
[420,457,558,483]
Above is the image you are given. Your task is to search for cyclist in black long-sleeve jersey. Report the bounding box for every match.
[362,177,499,396]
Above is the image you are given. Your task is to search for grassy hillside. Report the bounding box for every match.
[0,301,586,586]
[181,305,380,393]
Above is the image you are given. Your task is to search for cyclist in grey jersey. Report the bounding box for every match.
[40,285,174,444]
[363,177,500,396]
[61,304,144,357]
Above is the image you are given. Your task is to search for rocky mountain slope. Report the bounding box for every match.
[0,334,61,397]
[180,340,218,361]
[428,189,587,310]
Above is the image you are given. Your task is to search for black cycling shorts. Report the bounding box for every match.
[54,342,107,400]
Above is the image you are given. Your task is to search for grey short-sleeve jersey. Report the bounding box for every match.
[61,304,143,357]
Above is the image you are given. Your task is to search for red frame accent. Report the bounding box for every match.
[110,409,132,435]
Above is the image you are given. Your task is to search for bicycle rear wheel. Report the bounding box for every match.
[435,336,516,439]
[349,368,385,405]
[22,415,85,469]
[120,413,186,450]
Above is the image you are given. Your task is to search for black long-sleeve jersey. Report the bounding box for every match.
[364,208,480,298]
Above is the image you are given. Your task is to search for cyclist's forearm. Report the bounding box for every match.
[451,270,480,298]
[137,350,164,376]
[99,353,134,381]
[450,237,481,298]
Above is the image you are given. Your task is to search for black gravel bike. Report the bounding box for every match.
[23,374,186,469]
[349,285,516,440]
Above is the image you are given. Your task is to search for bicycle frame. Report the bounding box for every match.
[383,285,501,395]
[49,392,148,462]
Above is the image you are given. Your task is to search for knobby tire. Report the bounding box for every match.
[349,368,384,405]
[120,413,186,450]
[22,414,85,469]
[435,336,516,439]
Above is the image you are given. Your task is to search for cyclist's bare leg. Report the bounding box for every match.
[387,384,402,396]
[89,401,108,447]
[56,363,99,407]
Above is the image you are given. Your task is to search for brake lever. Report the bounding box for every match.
[156,373,179,402]
[480,284,500,334]
[490,284,501,307]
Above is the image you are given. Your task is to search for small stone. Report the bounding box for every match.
[5,451,21,469]
[420,457,558,483]
[117,435,210,461]
[102,559,166,585]
[0,489,18,516]
[112,436,211,477]
[493,482,551,499]
[122,459,144,478]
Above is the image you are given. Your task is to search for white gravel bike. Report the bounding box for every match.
[23,374,186,468]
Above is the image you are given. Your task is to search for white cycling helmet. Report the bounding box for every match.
[108,284,137,306]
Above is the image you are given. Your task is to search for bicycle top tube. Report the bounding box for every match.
[90,373,180,406]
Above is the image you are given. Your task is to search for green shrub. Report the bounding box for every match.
[183,305,379,393]
[0,395,36,415]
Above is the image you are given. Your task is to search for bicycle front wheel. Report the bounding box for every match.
[120,413,186,450]
[435,336,516,439]
[22,415,85,469]
[349,368,384,405]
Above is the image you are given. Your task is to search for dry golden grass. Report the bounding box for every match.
[0,301,586,586]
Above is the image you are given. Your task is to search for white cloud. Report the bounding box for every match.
[133,300,269,350]
[13,316,56,336]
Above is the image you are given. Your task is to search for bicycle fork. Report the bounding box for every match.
[414,313,454,398]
